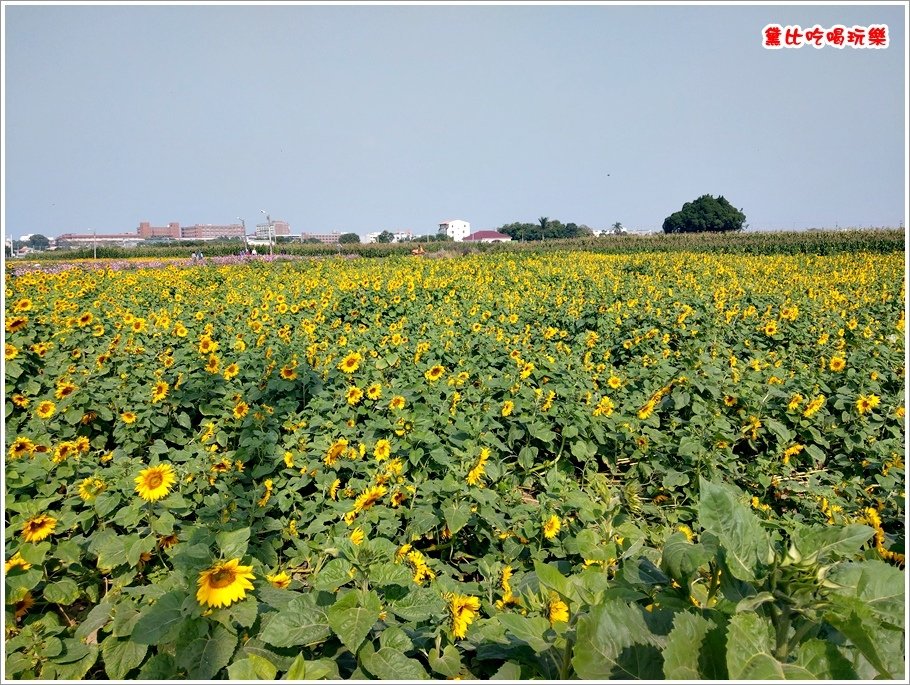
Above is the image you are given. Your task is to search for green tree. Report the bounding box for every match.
[27,234,50,250]
[663,195,746,234]
[538,216,549,240]
[338,233,361,244]
[376,231,394,244]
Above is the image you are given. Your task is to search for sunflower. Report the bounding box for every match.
[548,593,569,624]
[11,394,30,408]
[353,485,387,513]
[134,463,176,502]
[279,366,297,380]
[205,355,221,374]
[350,527,365,545]
[21,514,57,543]
[543,514,561,539]
[424,365,445,382]
[366,383,382,400]
[389,395,406,411]
[14,298,33,312]
[266,571,292,589]
[467,447,490,487]
[5,343,18,360]
[763,321,778,336]
[325,439,348,467]
[14,592,35,621]
[8,437,35,460]
[829,356,846,372]
[120,411,137,424]
[803,395,825,418]
[856,394,880,415]
[6,316,28,333]
[196,558,255,608]
[447,593,481,639]
[283,451,295,468]
[501,400,514,417]
[233,401,249,420]
[78,477,106,502]
[223,362,240,381]
[346,386,364,406]
[198,336,218,355]
[55,381,77,400]
[174,322,188,337]
[338,351,362,374]
[77,311,94,326]
[374,439,391,461]
[607,375,622,389]
[5,552,32,573]
[35,401,56,420]
[328,478,341,500]
[151,381,169,403]
[53,441,77,463]
[390,490,408,508]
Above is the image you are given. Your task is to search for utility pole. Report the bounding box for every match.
[237,217,247,250]
[260,210,273,256]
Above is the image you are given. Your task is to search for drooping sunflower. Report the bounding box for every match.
[466,447,490,487]
[35,400,56,420]
[5,552,32,573]
[350,527,365,545]
[151,381,169,404]
[266,570,291,589]
[856,394,881,415]
[501,400,514,417]
[325,439,348,467]
[548,592,569,624]
[78,477,106,502]
[21,514,57,543]
[447,593,481,639]
[338,351,362,374]
[196,558,255,608]
[134,463,176,502]
[353,485,387,513]
[8,437,35,460]
[543,514,561,540]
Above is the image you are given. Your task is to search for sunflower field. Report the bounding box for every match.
[3,246,906,679]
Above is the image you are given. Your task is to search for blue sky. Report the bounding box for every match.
[2,2,906,237]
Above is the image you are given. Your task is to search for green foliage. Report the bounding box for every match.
[338,232,361,244]
[663,194,746,233]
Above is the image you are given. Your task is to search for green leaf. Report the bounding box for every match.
[725,613,814,679]
[18,541,51,566]
[283,654,307,680]
[571,599,663,679]
[74,600,113,641]
[137,653,177,679]
[176,622,238,680]
[312,557,354,591]
[734,592,776,613]
[378,625,413,652]
[533,560,570,598]
[389,587,445,622]
[326,590,381,653]
[792,524,875,563]
[216,527,250,559]
[101,635,148,680]
[824,610,897,679]
[442,499,472,535]
[428,645,463,677]
[131,591,185,645]
[260,595,331,648]
[661,533,711,581]
[44,578,80,605]
[795,639,858,679]
[369,562,412,587]
[663,612,713,679]
[491,661,522,679]
[827,560,905,629]
[227,654,277,680]
[497,614,552,653]
[283,657,339,680]
[40,645,98,680]
[361,647,428,680]
[698,478,770,582]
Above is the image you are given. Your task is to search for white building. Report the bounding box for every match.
[366,230,414,244]
[438,219,470,242]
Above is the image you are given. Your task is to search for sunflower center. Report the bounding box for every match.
[145,472,164,488]
[209,567,237,589]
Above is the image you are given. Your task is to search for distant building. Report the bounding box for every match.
[366,230,414,243]
[300,232,343,244]
[463,230,512,243]
[57,232,143,248]
[138,221,246,241]
[138,221,181,239]
[181,223,246,240]
[255,220,291,240]
[438,219,470,242]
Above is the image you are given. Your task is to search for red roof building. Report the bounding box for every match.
[463,230,512,243]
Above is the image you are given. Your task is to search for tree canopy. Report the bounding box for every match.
[662,195,746,234]
[338,233,361,244]
[496,219,592,241]
[27,234,50,250]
